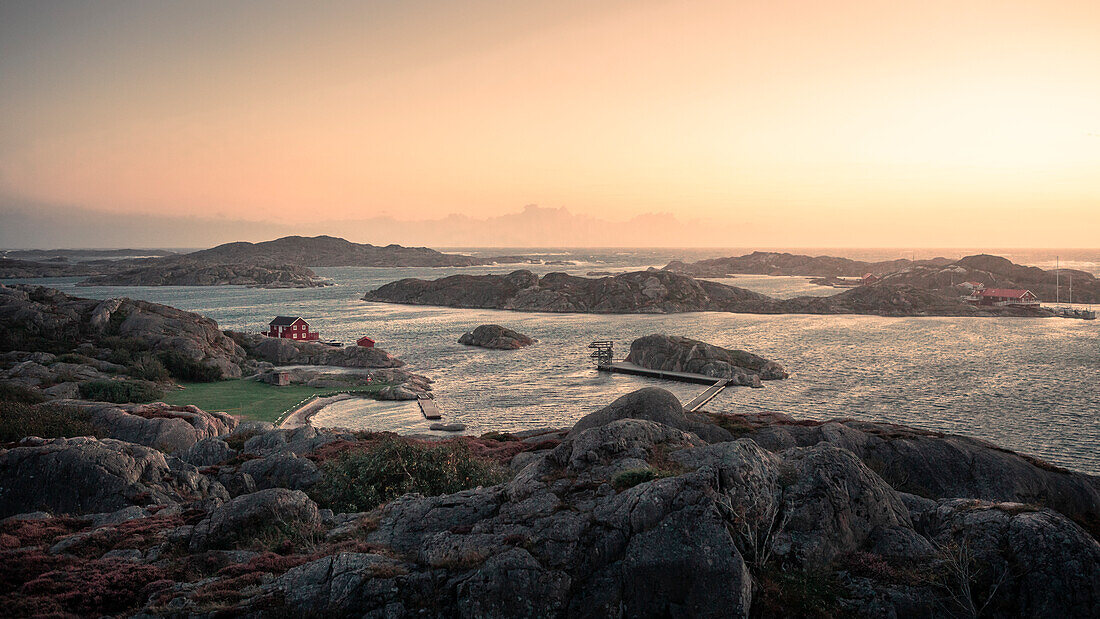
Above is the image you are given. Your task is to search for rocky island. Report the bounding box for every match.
[0,386,1098,616]
[664,250,952,278]
[666,251,1100,305]
[626,334,788,387]
[458,324,536,349]
[80,260,332,288]
[363,269,1052,317]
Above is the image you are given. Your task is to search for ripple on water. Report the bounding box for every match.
[11,266,1098,474]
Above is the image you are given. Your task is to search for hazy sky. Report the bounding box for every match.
[2,0,1099,247]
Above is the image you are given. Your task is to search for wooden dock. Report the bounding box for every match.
[417,396,442,420]
[598,362,722,385]
[598,361,731,413]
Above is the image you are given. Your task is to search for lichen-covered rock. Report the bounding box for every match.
[568,387,731,443]
[189,488,320,551]
[736,413,1100,539]
[239,453,322,491]
[0,284,246,378]
[183,437,236,467]
[916,499,1100,617]
[458,324,536,349]
[0,436,227,517]
[56,400,238,454]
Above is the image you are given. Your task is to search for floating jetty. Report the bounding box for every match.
[417,395,442,420]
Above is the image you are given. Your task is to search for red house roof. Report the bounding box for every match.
[269,316,307,327]
[979,289,1032,298]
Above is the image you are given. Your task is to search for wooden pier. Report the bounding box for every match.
[597,361,733,412]
[591,341,737,413]
[598,361,724,386]
[417,396,442,420]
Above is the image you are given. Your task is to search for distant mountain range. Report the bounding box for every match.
[184,235,486,268]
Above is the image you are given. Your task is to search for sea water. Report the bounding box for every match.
[6,248,1098,474]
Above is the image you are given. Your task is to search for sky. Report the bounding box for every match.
[1,0,1099,248]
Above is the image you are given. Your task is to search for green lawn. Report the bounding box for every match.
[161,379,378,423]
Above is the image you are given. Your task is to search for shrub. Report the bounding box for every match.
[78,380,163,404]
[128,352,170,382]
[0,382,47,404]
[311,438,510,513]
[612,468,659,490]
[0,402,102,442]
[757,567,843,618]
[158,351,222,382]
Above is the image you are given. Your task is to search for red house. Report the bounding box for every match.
[262,316,320,341]
[968,289,1039,307]
[356,336,376,348]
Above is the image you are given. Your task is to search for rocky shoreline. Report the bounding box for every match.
[1,387,1097,616]
[0,284,431,404]
[363,269,1053,318]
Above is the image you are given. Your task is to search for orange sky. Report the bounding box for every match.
[1,0,1099,246]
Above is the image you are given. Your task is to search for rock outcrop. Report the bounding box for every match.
[1,390,1098,616]
[365,269,779,314]
[0,436,226,517]
[233,332,404,368]
[364,269,1050,317]
[0,284,246,380]
[625,334,788,387]
[458,324,536,349]
[189,488,320,551]
[61,400,238,453]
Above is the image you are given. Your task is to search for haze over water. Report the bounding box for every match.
[9,248,1098,474]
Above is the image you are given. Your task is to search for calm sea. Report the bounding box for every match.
[5,248,1099,474]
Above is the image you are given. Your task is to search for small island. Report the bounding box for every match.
[363,268,1054,318]
[458,324,536,349]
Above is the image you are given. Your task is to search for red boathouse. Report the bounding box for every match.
[356,336,376,347]
[263,316,320,341]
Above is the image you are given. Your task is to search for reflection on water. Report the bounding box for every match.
[6,256,1098,474]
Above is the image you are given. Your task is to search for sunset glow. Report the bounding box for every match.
[2,0,1099,246]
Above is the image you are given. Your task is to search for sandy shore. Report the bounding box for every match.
[278,393,358,429]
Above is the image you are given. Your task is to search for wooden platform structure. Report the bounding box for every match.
[598,361,722,385]
[417,395,442,420]
[596,361,732,413]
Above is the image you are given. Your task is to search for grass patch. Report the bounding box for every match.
[160,379,367,423]
[311,437,511,513]
[612,468,659,490]
[0,401,103,442]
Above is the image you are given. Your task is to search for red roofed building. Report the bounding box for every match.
[356,336,376,347]
[967,289,1039,307]
[262,316,320,340]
